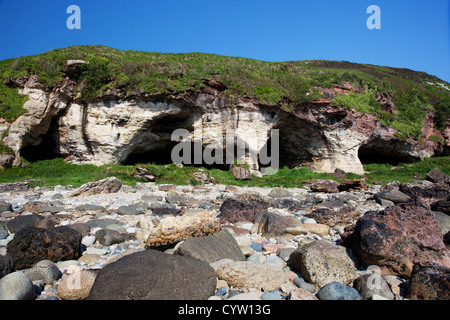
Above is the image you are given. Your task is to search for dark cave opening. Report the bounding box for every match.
[20,116,61,163]
[358,143,417,165]
[123,141,230,170]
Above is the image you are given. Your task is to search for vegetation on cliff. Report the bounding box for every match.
[0,45,448,142]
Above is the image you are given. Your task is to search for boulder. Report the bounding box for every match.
[374,189,411,205]
[6,214,45,234]
[407,262,450,300]
[69,177,122,197]
[0,271,35,300]
[95,228,126,246]
[218,194,269,224]
[426,167,450,185]
[174,229,246,263]
[230,164,252,180]
[57,270,97,300]
[349,203,450,278]
[88,249,217,300]
[399,184,449,204]
[23,260,62,284]
[310,180,339,193]
[145,213,221,250]
[254,211,303,237]
[305,206,360,227]
[338,179,366,192]
[215,261,285,291]
[432,200,450,214]
[315,281,362,300]
[7,227,82,269]
[0,201,12,213]
[289,240,356,287]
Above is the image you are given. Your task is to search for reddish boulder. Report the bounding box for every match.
[338,179,366,192]
[350,203,450,278]
[310,180,339,193]
[218,194,269,224]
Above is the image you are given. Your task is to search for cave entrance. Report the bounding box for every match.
[358,142,417,165]
[20,116,61,162]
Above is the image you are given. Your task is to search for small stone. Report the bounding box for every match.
[293,277,315,293]
[261,290,282,300]
[82,235,96,246]
[85,247,107,255]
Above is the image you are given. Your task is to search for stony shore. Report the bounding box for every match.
[0,168,449,300]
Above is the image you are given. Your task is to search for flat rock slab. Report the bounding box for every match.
[174,229,246,263]
[216,261,285,291]
[88,249,217,300]
[69,177,122,197]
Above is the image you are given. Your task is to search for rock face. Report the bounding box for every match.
[348,203,450,278]
[1,66,443,175]
[289,240,356,287]
[7,227,82,269]
[88,249,217,300]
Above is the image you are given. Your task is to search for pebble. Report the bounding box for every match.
[293,277,315,293]
[261,290,283,300]
[85,247,107,255]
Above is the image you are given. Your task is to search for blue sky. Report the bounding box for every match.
[0,0,449,82]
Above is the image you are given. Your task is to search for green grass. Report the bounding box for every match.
[362,156,450,184]
[1,157,448,189]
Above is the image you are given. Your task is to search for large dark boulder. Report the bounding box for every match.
[407,262,450,300]
[174,229,246,263]
[88,249,217,300]
[7,227,82,269]
[348,203,450,278]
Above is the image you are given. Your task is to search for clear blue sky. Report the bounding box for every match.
[0,0,449,82]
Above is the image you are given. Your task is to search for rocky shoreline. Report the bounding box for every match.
[0,168,449,300]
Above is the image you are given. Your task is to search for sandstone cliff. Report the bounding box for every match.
[0,46,448,175]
